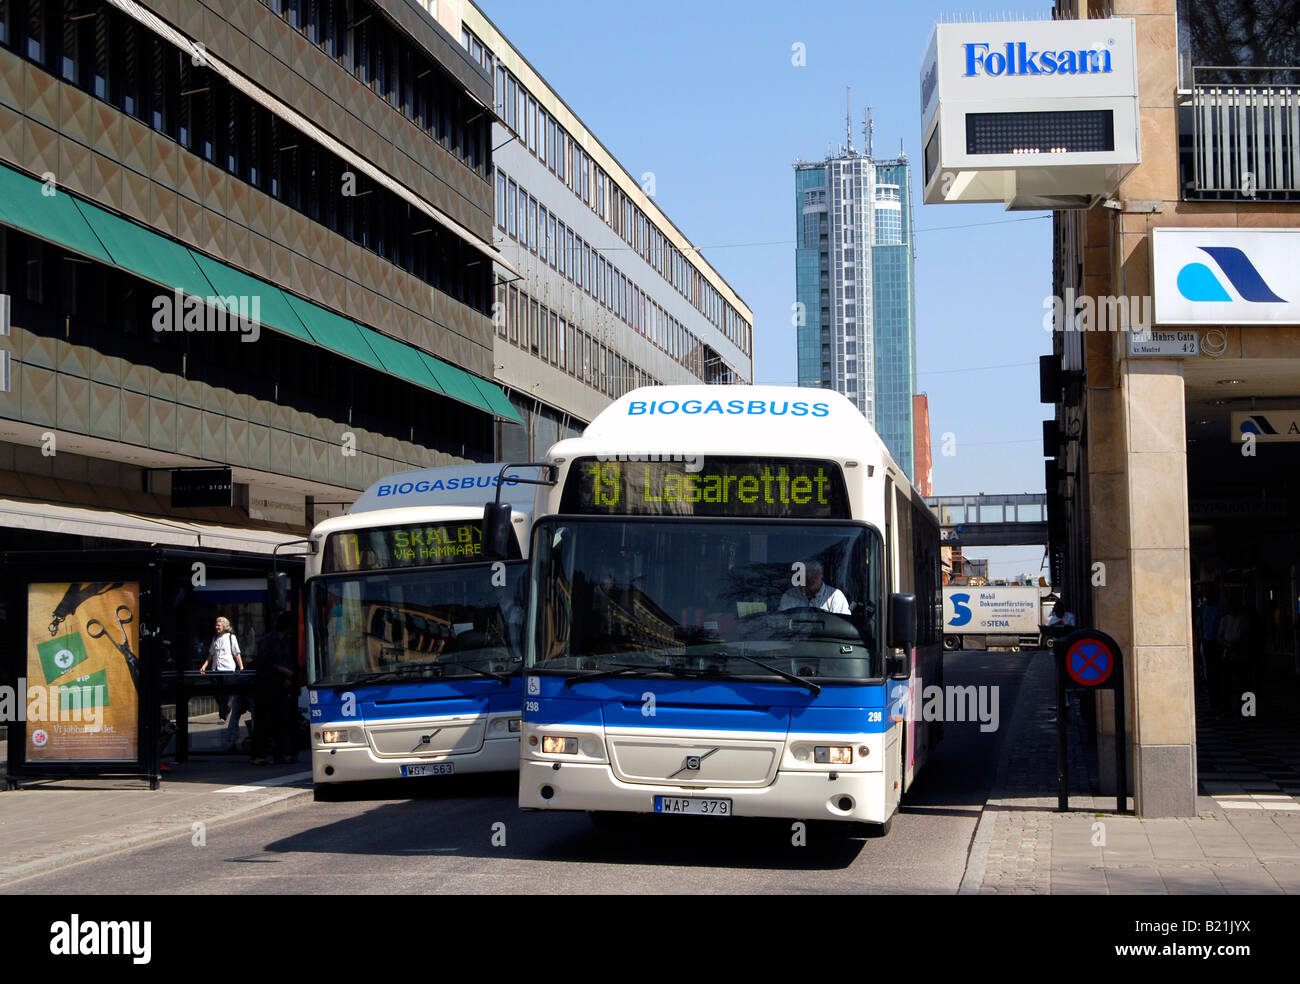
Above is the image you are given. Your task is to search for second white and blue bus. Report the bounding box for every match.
[304,463,538,798]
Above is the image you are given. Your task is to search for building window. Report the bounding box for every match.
[1177,0,1300,84]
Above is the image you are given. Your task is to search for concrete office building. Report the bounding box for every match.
[1043,0,1300,814]
[794,137,917,477]
[0,0,521,554]
[436,2,753,457]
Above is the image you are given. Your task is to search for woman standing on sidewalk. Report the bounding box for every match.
[198,616,244,725]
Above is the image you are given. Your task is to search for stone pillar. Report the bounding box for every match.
[1120,358,1197,816]
[1085,372,1131,798]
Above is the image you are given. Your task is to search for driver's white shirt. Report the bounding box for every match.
[778,583,850,614]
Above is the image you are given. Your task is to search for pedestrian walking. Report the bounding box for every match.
[222,690,253,753]
[198,616,243,723]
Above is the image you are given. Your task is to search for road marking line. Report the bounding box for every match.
[217,771,313,794]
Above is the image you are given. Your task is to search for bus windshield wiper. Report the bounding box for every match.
[564,663,659,687]
[349,660,509,686]
[707,650,821,696]
[428,658,512,683]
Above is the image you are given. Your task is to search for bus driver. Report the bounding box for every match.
[779,558,850,614]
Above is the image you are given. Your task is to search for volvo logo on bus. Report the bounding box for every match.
[668,748,719,779]
[964,41,1113,77]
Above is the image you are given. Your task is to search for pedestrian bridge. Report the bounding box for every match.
[925,493,1048,547]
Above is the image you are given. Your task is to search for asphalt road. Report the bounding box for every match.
[9,650,1033,894]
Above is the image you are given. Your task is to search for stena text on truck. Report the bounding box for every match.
[304,463,541,799]
[507,386,942,835]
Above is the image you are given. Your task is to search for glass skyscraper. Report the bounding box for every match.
[795,150,916,478]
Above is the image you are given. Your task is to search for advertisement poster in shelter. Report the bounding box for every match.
[24,581,141,762]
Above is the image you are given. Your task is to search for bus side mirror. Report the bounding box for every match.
[887,591,917,651]
[483,503,514,559]
[268,572,291,614]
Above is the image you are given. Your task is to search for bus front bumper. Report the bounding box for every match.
[313,734,520,785]
[518,759,891,823]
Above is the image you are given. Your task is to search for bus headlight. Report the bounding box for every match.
[320,729,358,744]
[507,719,522,733]
[541,736,578,754]
[814,745,853,765]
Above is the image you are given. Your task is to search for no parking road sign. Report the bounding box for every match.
[1065,636,1115,687]
[1053,628,1127,813]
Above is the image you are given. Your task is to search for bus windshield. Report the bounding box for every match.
[529,519,883,681]
[309,563,527,687]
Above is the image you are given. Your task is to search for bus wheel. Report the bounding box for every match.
[942,635,961,652]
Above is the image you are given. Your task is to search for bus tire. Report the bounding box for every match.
[943,635,961,652]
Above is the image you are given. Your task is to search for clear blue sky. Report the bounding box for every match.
[481,0,1054,580]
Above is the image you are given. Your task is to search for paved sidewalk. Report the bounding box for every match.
[0,716,312,888]
[959,650,1300,894]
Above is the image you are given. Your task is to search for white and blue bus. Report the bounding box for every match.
[514,386,941,833]
[304,463,538,798]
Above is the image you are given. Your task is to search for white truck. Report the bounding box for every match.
[942,585,1045,651]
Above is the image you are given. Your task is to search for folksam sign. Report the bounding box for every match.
[964,41,1113,78]
[1153,228,1300,325]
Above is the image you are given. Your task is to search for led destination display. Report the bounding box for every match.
[561,457,851,519]
[324,521,519,573]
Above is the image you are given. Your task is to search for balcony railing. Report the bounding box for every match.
[1184,66,1300,201]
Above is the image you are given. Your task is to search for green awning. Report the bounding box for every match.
[280,293,386,373]
[414,353,520,423]
[0,162,113,264]
[0,162,512,421]
[417,352,488,410]
[73,199,216,299]
[362,327,444,394]
[468,374,523,423]
[189,252,313,345]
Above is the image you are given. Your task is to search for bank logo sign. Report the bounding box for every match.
[1154,228,1300,325]
[1176,248,1285,304]
[1231,411,1300,443]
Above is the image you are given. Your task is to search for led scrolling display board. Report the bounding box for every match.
[323,521,520,573]
[560,457,852,519]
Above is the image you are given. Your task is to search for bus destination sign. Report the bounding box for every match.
[323,521,516,573]
[560,457,850,519]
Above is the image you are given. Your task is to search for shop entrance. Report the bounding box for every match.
[1185,358,1300,807]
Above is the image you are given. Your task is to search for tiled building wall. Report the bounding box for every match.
[0,44,493,375]
[0,0,505,498]
[0,289,459,494]
[167,0,494,240]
